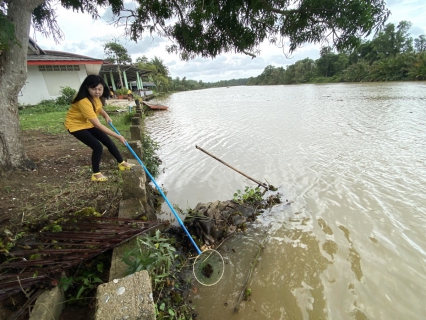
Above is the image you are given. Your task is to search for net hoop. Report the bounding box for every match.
[193,249,225,286]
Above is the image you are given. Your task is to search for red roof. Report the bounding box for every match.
[27,39,104,65]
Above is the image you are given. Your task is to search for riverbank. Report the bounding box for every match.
[0,130,125,319]
[0,119,282,319]
[0,102,157,319]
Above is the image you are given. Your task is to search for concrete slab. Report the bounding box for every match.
[29,286,64,320]
[121,164,146,201]
[109,237,138,281]
[118,198,146,219]
[95,271,155,320]
[106,99,137,109]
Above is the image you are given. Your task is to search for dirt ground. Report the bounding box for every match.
[0,130,125,234]
[0,129,127,319]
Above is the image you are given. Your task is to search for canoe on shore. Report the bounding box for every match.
[142,101,168,110]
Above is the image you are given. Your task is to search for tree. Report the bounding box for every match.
[150,57,169,78]
[346,40,376,64]
[369,52,415,81]
[283,64,297,84]
[294,58,316,83]
[0,0,390,173]
[408,52,426,80]
[343,60,371,82]
[371,21,413,59]
[121,0,390,59]
[0,9,19,54]
[257,66,281,85]
[316,47,333,77]
[414,35,426,52]
[135,55,149,64]
[149,56,170,91]
[1,0,48,173]
[103,41,132,87]
[0,0,109,173]
[316,47,348,78]
[104,41,132,65]
[135,55,170,91]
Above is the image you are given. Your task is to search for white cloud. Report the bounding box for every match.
[386,0,426,35]
[31,1,426,82]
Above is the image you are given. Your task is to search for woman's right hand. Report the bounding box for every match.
[117,135,127,145]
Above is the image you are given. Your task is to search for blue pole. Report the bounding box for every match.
[108,122,202,255]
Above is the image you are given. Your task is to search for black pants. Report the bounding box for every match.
[70,127,123,173]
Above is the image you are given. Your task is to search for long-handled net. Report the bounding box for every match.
[193,249,224,286]
[109,122,224,286]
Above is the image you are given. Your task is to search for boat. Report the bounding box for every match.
[142,101,168,110]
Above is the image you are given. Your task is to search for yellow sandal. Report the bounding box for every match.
[118,161,135,171]
[91,173,108,182]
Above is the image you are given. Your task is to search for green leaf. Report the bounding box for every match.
[59,277,73,292]
[76,286,86,299]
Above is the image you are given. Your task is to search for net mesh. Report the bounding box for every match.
[193,249,224,286]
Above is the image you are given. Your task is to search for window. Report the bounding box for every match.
[38,65,80,71]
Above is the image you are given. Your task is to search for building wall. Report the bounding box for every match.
[18,65,90,105]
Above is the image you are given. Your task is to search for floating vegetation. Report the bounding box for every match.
[201,263,214,278]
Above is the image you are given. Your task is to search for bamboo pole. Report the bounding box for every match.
[195,145,269,189]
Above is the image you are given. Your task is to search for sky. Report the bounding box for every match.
[31,0,426,83]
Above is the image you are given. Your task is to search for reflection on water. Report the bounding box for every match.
[147,82,426,319]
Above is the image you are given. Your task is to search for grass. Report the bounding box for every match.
[103,105,120,113]
[20,111,68,133]
[19,105,132,138]
[19,100,70,113]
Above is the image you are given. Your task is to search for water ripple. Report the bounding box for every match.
[147,82,426,319]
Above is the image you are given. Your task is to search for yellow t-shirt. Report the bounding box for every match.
[64,97,102,132]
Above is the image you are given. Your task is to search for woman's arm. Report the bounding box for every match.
[99,108,112,124]
[89,117,126,145]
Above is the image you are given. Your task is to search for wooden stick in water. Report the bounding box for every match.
[233,232,269,313]
[195,145,269,189]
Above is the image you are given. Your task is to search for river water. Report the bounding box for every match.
[145,82,426,320]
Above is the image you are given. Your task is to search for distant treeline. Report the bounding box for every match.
[170,77,247,91]
[170,21,426,91]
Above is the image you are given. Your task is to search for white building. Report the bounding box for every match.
[19,38,104,105]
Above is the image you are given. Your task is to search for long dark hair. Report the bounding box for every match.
[72,75,110,110]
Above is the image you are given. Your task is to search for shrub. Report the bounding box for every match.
[116,87,129,96]
[142,133,160,177]
[56,86,77,106]
[122,229,176,289]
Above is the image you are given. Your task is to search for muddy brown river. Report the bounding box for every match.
[146,82,426,319]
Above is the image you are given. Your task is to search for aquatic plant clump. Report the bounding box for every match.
[201,263,213,278]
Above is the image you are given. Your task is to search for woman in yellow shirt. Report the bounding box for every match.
[65,75,134,181]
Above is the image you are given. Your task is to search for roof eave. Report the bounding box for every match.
[27,60,104,65]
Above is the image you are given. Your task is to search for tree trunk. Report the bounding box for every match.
[0,0,45,174]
